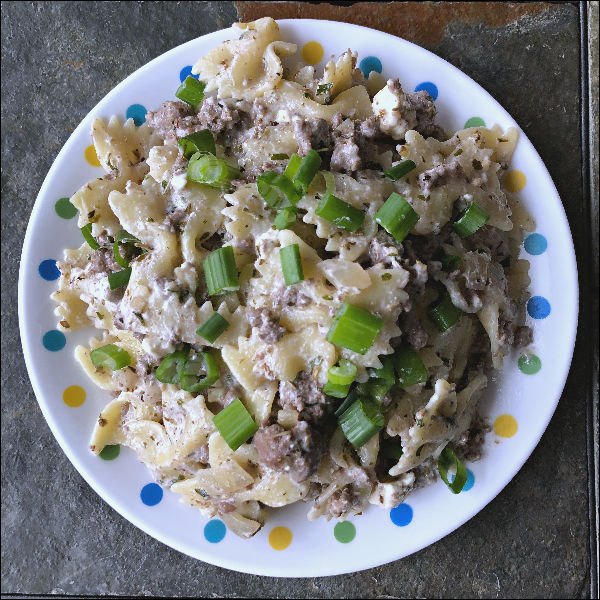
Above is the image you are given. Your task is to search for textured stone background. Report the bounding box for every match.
[1,2,597,598]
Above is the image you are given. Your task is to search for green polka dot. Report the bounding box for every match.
[334,521,356,543]
[55,197,77,219]
[99,445,120,460]
[518,354,541,375]
[464,117,485,128]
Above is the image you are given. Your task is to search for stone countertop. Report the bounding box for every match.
[1,2,597,598]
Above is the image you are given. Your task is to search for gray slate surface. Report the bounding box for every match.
[1,2,596,597]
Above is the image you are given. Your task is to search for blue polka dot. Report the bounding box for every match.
[359,56,382,78]
[179,65,200,82]
[204,519,226,543]
[450,468,475,492]
[527,296,551,319]
[390,503,413,526]
[524,233,547,255]
[126,104,147,126]
[38,259,60,281]
[140,483,163,506]
[42,330,66,352]
[414,81,438,100]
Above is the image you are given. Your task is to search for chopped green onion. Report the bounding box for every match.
[441,254,462,272]
[112,241,131,268]
[338,397,384,447]
[155,347,189,384]
[438,446,467,494]
[197,313,230,344]
[280,244,304,285]
[315,193,365,233]
[333,390,357,417]
[368,356,396,387]
[81,223,100,250]
[429,292,463,332]
[90,344,130,370]
[380,439,404,460]
[175,76,205,110]
[212,397,258,451]
[452,201,489,237]
[115,229,140,244]
[375,192,420,243]
[320,170,336,195]
[187,152,239,188]
[384,160,416,181]
[323,381,351,398]
[283,153,302,180]
[204,246,239,295]
[274,207,298,230]
[316,82,333,95]
[107,267,131,290]
[257,171,301,209]
[178,350,219,393]
[394,343,428,387]
[178,130,215,159]
[328,359,357,385]
[326,303,383,355]
[292,149,322,194]
[270,153,289,160]
[356,379,392,404]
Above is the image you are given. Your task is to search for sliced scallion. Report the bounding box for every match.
[283,153,302,180]
[178,130,216,159]
[178,350,219,393]
[356,379,392,404]
[334,389,359,417]
[429,292,463,332]
[155,346,189,384]
[107,267,131,290]
[369,356,396,387]
[438,446,467,494]
[338,397,384,447]
[323,381,351,398]
[204,246,239,296]
[212,397,258,451]
[394,343,428,387]
[175,76,205,110]
[90,344,131,371]
[326,303,383,355]
[315,193,365,233]
[292,149,322,194]
[270,153,289,161]
[384,160,416,181]
[112,241,130,268]
[187,152,239,188]
[320,170,336,195]
[257,171,301,209]
[441,254,462,272]
[375,192,420,243]
[81,223,100,250]
[280,243,304,285]
[197,313,230,344]
[274,206,298,230]
[115,229,140,244]
[328,359,357,385]
[452,201,489,237]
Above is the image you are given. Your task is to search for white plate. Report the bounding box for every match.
[18,19,578,577]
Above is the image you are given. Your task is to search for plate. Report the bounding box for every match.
[18,19,578,577]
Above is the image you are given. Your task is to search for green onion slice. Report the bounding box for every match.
[438,446,468,494]
[429,292,463,332]
[115,229,140,244]
[394,343,428,387]
[315,193,365,233]
[326,303,383,355]
[155,346,190,384]
[257,171,301,209]
[90,344,131,370]
[107,267,131,290]
[323,380,351,399]
[292,149,322,194]
[338,397,384,447]
[81,223,100,250]
[203,246,239,296]
[356,380,392,404]
[375,192,420,243]
[441,254,462,272]
[197,313,230,344]
[452,201,489,237]
[178,350,219,393]
[320,170,336,195]
[384,160,416,181]
[270,153,289,161]
[328,359,357,385]
[178,130,216,159]
[380,439,404,460]
[175,76,205,110]
[112,241,131,268]
[368,356,396,387]
[187,152,239,188]
[334,389,359,417]
[280,243,304,285]
[283,153,302,180]
[212,397,258,451]
[274,207,298,230]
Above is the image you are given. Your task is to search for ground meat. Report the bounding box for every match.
[246,307,287,343]
[163,208,188,232]
[217,499,237,514]
[330,119,379,173]
[403,223,451,264]
[514,326,533,347]
[197,96,240,134]
[327,485,360,518]
[87,247,121,275]
[187,443,209,465]
[278,371,326,414]
[399,307,429,350]
[460,251,490,290]
[454,419,491,462]
[368,238,401,266]
[146,100,198,141]
[272,284,312,308]
[292,117,330,155]
[250,99,268,136]
[418,160,467,196]
[330,128,361,172]
[220,387,243,408]
[468,226,511,263]
[404,89,446,139]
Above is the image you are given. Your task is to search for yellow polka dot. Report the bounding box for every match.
[302,41,324,65]
[504,170,526,192]
[63,385,86,407]
[494,414,518,438]
[84,144,101,167]
[268,526,292,550]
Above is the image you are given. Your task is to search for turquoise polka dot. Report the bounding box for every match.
[179,65,200,82]
[450,468,475,491]
[204,519,226,543]
[359,56,382,78]
[414,81,438,100]
[140,483,163,506]
[527,296,551,319]
[126,104,147,126]
[390,503,413,526]
[38,259,60,281]
[42,330,66,352]
[524,233,547,255]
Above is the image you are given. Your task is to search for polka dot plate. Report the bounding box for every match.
[18,19,578,577]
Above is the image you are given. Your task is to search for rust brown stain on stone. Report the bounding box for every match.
[234,1,556,47]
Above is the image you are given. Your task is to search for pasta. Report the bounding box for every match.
[53,17,534,537]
